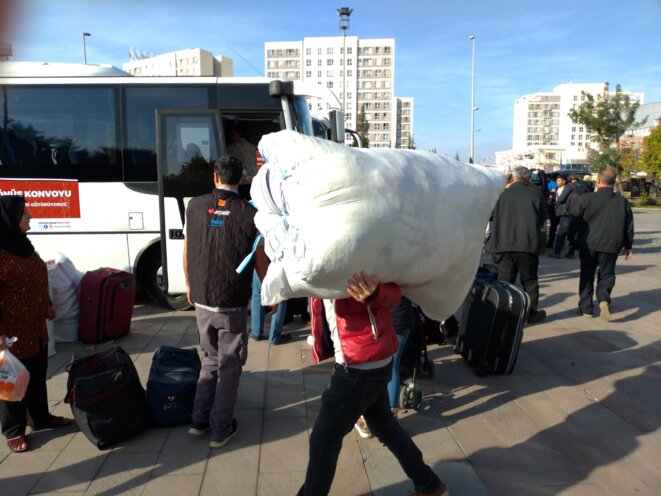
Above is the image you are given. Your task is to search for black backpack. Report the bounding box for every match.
[65,345,147,450]
[567,184,587,217]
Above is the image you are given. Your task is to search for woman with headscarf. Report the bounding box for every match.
[0,195,72,453]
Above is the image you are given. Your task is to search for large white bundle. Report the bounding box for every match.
[47,253,83,342]
[251,130,504,321]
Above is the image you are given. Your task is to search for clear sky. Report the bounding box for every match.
[5,0,661,162]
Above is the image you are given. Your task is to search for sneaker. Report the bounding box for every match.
[599,301,612,322]
[188,422,210,436]
[549,253,562,259]
[209,419,239,449]
[564,252,574,259]
[409,480,449,496]
[354,416,372,439]
[248,333,263,341]
[527,309,546,324]
[271,333,292,345]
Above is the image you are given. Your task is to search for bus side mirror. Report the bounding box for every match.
[329,110,345,144]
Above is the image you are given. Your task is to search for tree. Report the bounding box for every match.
[454,151,460,161]
[355,105,370,148]
[568,83,646,172]
[619,146,640,178]
[640,123,661,177]
[407,134,416,150]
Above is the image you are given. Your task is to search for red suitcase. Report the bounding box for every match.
[79,268,136,344]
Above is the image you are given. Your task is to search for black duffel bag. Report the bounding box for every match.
[64,345,147,449]
[146,346,201,428]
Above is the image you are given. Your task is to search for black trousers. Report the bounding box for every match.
[0,346,51,439]
[578,249,618,315]
[494,252,540,312]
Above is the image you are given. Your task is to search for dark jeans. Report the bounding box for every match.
[0,346,50,439]
[578,249,618,315]
[298,362,440,496]
[553,216,572,255]
[494,252,541,312]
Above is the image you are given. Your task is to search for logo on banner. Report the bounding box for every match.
[256,150,266,170]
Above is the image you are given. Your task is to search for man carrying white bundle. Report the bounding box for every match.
[298,271,448,496]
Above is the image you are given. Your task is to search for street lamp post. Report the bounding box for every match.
[82,32,91,64]
[469,34,476,163]
[337,7,353,113]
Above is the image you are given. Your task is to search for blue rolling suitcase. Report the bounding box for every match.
[146,346,201,427]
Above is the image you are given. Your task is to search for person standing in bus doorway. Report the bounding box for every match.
[228,126,258,200]
[0,195,73,454]
[183,155,270,448]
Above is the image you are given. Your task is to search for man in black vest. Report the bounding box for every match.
[487,166,548,324]
[576,167,633,321]
[183,155,269,448]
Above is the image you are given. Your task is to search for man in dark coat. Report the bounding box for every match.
[487,166,548,323]
[576,167,634,321]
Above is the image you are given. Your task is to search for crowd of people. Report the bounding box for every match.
[490,165,634,323]
[0,154,634,496]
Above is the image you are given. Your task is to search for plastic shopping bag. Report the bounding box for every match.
[0,349,30,402]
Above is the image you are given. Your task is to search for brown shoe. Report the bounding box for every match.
[409,480,449,495]
[354,416,372,439]
[599,301,612,322]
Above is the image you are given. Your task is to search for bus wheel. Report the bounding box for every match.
[140,248,191,311]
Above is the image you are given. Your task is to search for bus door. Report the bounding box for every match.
[156,109,224,297]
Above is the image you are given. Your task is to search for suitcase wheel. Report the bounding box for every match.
[399,380,423,411]
[412,389,422,411]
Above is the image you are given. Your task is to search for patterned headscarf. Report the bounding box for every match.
[0,195,35,258]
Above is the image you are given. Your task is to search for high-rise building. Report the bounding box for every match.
[122,48,233,77]
[265,37,413,148]
[497,82,644,170]
[396,97,414,148]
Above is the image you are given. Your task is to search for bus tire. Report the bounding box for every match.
[140,247,191,311]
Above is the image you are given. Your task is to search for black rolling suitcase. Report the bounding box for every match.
[455,278,529,376]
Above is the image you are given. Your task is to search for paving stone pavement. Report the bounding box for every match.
[1,208,659,495]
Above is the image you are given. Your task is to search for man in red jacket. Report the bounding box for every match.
[298,271,447,496]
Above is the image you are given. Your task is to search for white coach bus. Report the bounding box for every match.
[0,61,344,309]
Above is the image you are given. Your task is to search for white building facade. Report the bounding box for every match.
[499,82,644,171]
[265,37,413,148]
[122,48,233,77]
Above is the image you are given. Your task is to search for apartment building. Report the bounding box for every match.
[122,48,233,77]
[265,37,413,148]
[498,82,644,170]
[396,97,414,148]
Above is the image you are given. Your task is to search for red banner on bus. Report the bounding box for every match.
[0,179,81,218]
[256,150,266,170]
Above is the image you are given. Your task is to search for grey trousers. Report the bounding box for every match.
[192,305,248,441]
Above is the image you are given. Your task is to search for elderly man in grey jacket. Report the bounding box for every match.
[487,166,549,324]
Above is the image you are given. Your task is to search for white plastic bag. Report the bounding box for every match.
[0,349,30,402]
[251,131,505,321]
[47,253,83,342]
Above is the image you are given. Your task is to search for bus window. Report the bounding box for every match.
[124,85,212,182]
[0,86,119,181]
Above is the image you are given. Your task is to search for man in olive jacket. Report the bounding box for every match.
[576,167,633,321]
[487,166,548,323]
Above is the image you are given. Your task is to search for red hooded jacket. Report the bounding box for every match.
[309,283,400,366]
